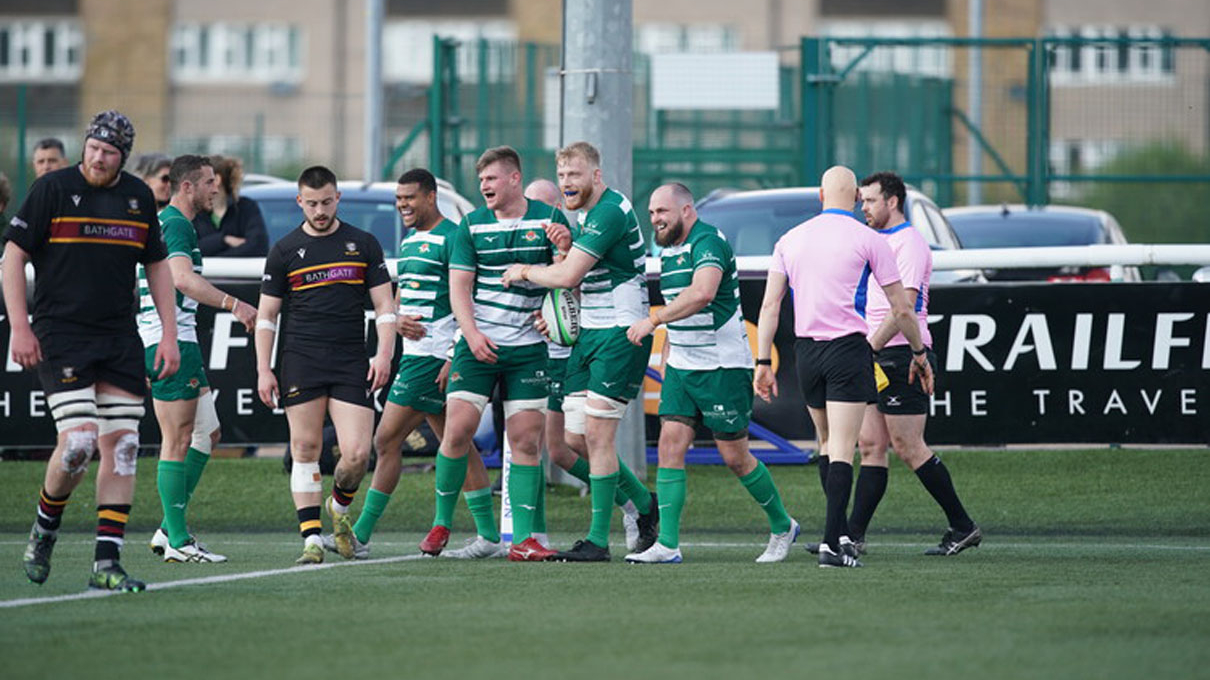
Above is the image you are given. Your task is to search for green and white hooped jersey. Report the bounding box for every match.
[659,220,753,371]
[397,218,457,359]
[571,187,649,329]
[449,199,570,346]
[137,205,200,345]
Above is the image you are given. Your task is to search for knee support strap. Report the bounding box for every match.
[585,392,628,420]
[563,393,587,435]
[190,391,220,454]
[96,392,145,435]
[61,428,98,475]
[113,432,139,476]
[713,428,749,442]
[291,461,323,493]
[47,387,98,433]
[503,398,546,419]
[447,391,490,414]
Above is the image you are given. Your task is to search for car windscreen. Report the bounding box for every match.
[695,194,853,256]
[949,212,1108,249]
[255,197,404,256]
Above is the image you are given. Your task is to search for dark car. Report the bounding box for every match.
[241,180,475,257]
[692,187,984,284]
[943,204,1141,282]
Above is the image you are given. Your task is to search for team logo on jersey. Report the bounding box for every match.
[127,198,140,213]
[70,195,81,207]
[419,243,430,253]
[408,281,421,289]
[344,241,359,255]
[297,248,306,259]
[523,230,538,242]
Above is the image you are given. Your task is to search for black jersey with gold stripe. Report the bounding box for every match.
[4,166,166,337]
[261,221,391,348]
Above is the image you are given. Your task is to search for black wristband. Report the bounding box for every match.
[756,358,773,366]
[911,346,927,356]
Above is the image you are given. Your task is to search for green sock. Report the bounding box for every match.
[586,472,619,548]
[508,463,540,543]
[161,447,210,532]
[433,452,468,528]
[740,460,792,534]
[615,457,652,513]
[566,457,628,508]
[655,467,687,549]
[156,460,189,547]
[464,488,500,543]
[533,467,547,534]
[353,488,391,544]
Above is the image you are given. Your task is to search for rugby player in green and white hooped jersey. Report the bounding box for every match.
[435,146,571,562]
[137,155,256,563]
[325,168,503,560]
[623,183,799,564]
[502,142,659,563]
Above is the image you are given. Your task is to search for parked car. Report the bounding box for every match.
[692,187,985,284]
[241,179,476,257]
[943,204,1142,282]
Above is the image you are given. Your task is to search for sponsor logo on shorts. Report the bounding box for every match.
[188,378,200,388]
[287,385,300,396]
[886,395,902,407]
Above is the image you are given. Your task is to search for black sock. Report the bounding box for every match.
[816,454,830,494]
[848,465,888,540]
[297,506,322,539]
[95,504,130,562]
[915,456,975,532]
[823,461,854,551]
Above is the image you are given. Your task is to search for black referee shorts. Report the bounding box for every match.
[279,344,372,409]
[875,345,937,416]
[36,332,147,397]
[795,333,876,409]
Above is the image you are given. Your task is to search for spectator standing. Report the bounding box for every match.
[194,155,268,257]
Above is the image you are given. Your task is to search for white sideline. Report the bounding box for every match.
[0,553,431,610]
[3,539,1208,610]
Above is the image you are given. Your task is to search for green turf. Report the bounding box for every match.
[1,450,1208,680]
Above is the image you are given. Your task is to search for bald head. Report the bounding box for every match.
[649,183,697,248]
[820,165,858,211]
[524,178,561,207]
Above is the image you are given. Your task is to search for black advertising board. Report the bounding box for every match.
[2,282,1207,447]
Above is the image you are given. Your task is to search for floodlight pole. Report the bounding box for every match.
[561,0,645,476]
[364,0,384,181]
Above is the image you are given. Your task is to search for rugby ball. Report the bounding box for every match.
[541,288,580,346]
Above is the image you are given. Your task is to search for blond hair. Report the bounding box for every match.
[556,141,600,168]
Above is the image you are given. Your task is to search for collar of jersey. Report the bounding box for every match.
[820,208,856,218]
[879,221,912,236]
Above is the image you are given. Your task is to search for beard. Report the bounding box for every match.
[564,182,595,211]
[306,215,336,233]
[82,163,120,188]
[654,218,685,248]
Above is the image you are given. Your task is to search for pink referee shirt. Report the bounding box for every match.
[770,208,901,340]
[864,222,933,348]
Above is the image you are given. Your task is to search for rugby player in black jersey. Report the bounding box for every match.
[4,110,181,592]
[254,165,396,564]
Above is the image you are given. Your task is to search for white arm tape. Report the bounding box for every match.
[256,319,278,333]
[375,312,397,326]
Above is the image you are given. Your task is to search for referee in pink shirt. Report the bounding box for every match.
[755,166,933,568]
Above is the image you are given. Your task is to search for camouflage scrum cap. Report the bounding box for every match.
[85,110,135,163]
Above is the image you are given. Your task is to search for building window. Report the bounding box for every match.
[819,20,952,78]
[1048,138,1123,197]
[0,19,83,82]
[171,23,303,83]
[382,20,516,84]
[635,23,738,54]
[1049,25,1175,85]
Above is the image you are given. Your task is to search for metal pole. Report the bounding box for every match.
[364,0,384,181]
[561,0,643,476]
[967,0,983,205]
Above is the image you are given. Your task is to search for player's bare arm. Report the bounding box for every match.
[450,268,497,364]
[867,287,918,351]
[754,270,788,402]
[627,265,722,345]
[167,255,255,332]
[367,281,397,391]
[2,241,41,368]
[254,293,283,408]
[501,247,595,289]
[145,258,181,380]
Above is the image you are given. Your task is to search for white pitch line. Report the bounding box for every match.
[0,553,434,610]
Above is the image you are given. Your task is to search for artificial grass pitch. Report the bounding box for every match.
[0,450,1208,680]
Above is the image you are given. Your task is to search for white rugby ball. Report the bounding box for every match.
[541,288,580,346]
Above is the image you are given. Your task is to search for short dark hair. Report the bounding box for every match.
[859,171,907,212]
[169,154,212,195]
[397,168,437,195]
[298,165,338,191]
[34,138,65,155]
[475,146,521,174]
